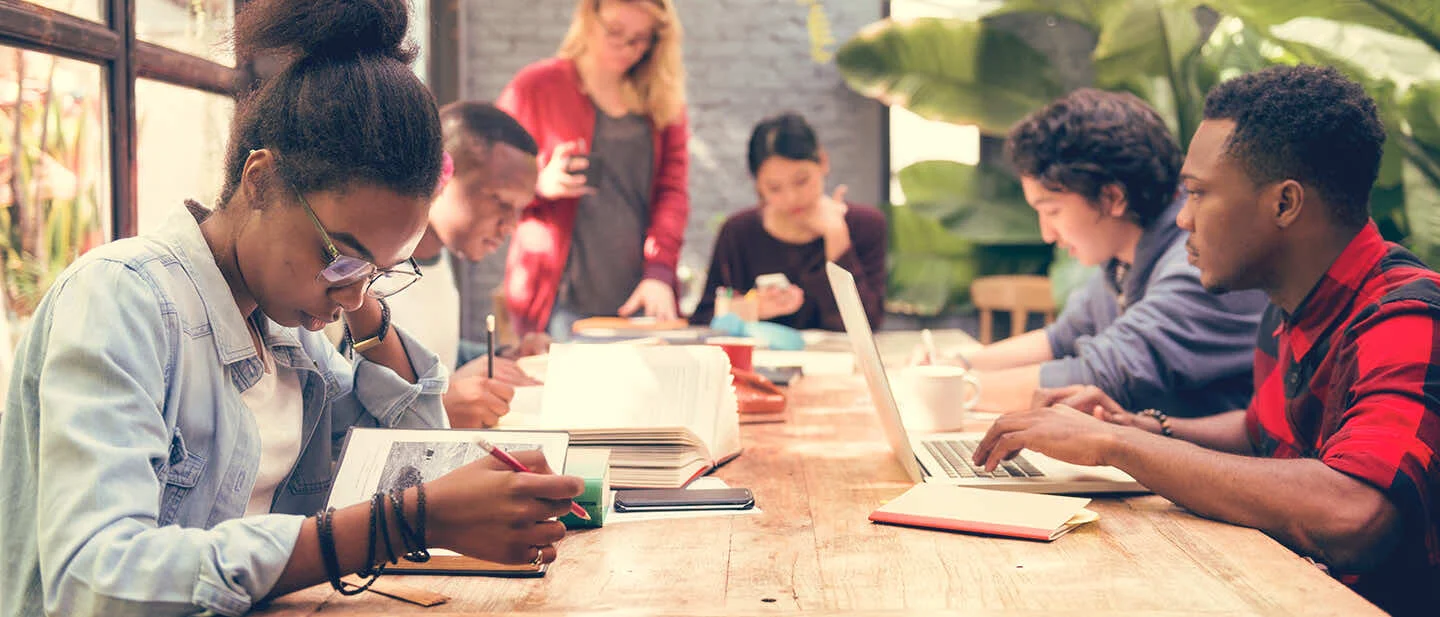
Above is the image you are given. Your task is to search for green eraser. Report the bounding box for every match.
[561,447,610,528]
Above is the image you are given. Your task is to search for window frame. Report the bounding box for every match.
[0,0,240,239]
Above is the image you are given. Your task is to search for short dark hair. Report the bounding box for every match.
[1006,88,1183,229]
[747,112,820,176]
[438,102,538,175]
[220,0,443,205]
[1203,64,1384,228]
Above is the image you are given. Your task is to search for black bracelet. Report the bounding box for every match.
[376,491,397,566]
[316,508,348,594]
[389,488,430,562]
[1138,408,1174,437]
[356,493,384,578]
[414,483,428,554]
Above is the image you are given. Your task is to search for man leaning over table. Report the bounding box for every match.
[972,65,1440,617]
[385,102,549,428]
[919,88,1269,417]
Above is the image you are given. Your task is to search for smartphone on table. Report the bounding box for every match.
[613,488,755,512]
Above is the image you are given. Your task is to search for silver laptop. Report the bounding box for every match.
[825,262,1146,495]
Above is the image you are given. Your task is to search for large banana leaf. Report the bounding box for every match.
[836,18,1064,135]
[885,160,1052,315]
[886,204,979,316]
[895,160,1043,245]
[1204,0,1440,55]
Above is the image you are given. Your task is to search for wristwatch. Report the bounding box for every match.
[345,297,391,354]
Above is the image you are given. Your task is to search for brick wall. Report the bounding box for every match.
[452,0,885,336]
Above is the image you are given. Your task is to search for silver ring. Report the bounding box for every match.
[530,547,545,567]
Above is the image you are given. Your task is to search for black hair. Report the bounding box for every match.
[219,0,443,206]
[1006,88,1183,229]
[747,112,821,177]
[438,102,538,175]
[1203,64,1384,228]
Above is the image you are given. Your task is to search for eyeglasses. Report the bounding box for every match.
[293,188,422,299]
[600,19,657,50]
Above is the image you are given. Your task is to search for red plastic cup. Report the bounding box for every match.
[707,337,757,371]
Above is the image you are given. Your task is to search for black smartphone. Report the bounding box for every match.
[613,488,755,512]
[569,153,604,189]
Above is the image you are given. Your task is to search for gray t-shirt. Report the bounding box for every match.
[559,110,654,316]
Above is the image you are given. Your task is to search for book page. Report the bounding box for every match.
[327,428,571,509]
[538,345,734,447]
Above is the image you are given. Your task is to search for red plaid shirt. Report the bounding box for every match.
[1246,223,1440,616]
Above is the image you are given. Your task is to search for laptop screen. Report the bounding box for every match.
[825,262,927,483]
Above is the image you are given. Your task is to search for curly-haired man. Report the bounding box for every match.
[927,88,1269,417]
[974,65,1440,617]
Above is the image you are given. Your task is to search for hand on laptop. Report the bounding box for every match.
[1032,385,1165,434]
[970,404,1125,473]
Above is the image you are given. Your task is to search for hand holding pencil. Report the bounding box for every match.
[476,439,591,521]
[421,447,584,566]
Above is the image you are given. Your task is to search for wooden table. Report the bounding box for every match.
[257,331,1381,616]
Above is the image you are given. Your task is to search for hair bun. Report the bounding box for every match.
[235,0,415,64]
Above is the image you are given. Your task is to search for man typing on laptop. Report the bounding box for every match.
[970,66,1440,617]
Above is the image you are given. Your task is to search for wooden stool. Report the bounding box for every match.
[970,275,1056,344]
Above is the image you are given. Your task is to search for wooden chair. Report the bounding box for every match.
[970,275,1056,344]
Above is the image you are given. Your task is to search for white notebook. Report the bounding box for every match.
[501,344,742,488]
[871,484,1098,541]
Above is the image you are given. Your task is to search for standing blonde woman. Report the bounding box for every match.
[498,0,689,339]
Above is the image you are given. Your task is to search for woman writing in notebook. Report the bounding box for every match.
[497,0,691,340]
[0,2,581,616]
[689,112,888,331]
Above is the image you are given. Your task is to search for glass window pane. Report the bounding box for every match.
[22,0,104,23]
[0,46,111,350]
[136,78,233,234]
[138,0,236,67]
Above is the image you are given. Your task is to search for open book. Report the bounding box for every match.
[326,427,571,575]
[503,344,742,488]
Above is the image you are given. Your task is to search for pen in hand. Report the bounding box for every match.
[486,314,495,379]
[475,439,592,521]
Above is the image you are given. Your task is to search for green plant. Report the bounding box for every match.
[838,0,1440,313]
[2,49,107,321]
[884,160,1051,315]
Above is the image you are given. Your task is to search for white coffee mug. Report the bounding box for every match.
[896,365,982,432]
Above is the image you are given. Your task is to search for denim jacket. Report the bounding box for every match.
[0,204,448,617]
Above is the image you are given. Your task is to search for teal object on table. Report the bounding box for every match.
[709,314,806,351]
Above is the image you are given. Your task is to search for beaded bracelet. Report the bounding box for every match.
[1138,408,1174,437]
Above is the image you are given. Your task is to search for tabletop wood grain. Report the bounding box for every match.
[253,331,1381,616]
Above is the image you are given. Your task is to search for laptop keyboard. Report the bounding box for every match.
[922,439,1046,479]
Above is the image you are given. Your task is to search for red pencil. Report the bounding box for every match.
[476,439,591,521]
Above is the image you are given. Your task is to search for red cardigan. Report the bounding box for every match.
[497,57,691,334]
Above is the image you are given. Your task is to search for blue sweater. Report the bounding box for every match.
[1040,199,1269,417]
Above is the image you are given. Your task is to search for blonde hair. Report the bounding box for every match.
[558,0,687,129]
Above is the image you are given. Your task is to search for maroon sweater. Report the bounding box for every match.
[690,205,887,331]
